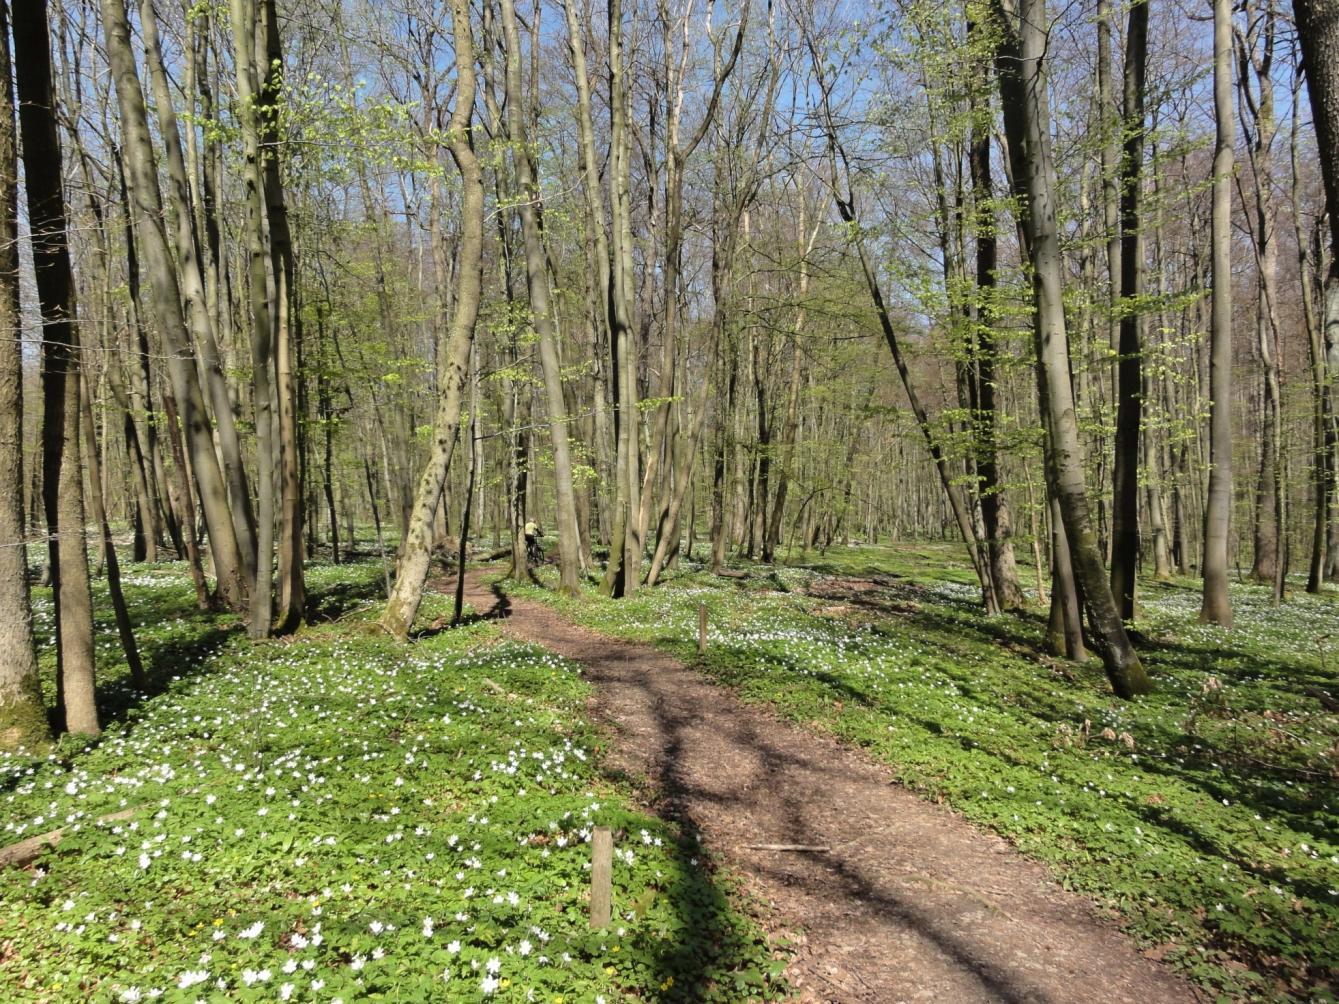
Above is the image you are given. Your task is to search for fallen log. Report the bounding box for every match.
[0,806,140,870]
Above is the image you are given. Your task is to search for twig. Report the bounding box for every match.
[742,843,830,852]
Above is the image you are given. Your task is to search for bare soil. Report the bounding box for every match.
[457,571,1201,1003]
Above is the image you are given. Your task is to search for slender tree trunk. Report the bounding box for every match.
[139,0,257,583]
[1292,71,1334,593]
[102,0,247,611]
[231,0,275,638]
[80,374,145,689]
[381,0,484,639]
[1110,0,1148,621]
[1294,0,1339,587]
[993,0,1151,695]
[260,0,305,630]
[1201,0,1236,626]
[15,0,100,733]
[604,0,641,597]
[968,38,1025,609]
[0,0,50,751]
[499,0,580,594]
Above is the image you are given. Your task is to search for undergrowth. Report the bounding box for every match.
[0,560,784,1002]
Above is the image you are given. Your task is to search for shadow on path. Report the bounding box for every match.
[459,571,1201,1004]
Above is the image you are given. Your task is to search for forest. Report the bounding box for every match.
[0,0,1336,999]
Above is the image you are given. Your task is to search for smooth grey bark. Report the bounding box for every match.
[139,0,257,584]
[1200,0,1235,626]
[102,0,247,611]
[14,0,100,734]
[80,373,145,690]
[260,0,305,631]
[602,0,642,597]
[1294,0,1339,586]
[499,0,581,595]
[0,0,50,751]
[992,0,1151,695]
[381,0,484,639]
[231,0,275,638]
[1110,0,1148,621]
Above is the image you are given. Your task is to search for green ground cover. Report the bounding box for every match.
[512,543,1339,1001]
[1,561,783,1002]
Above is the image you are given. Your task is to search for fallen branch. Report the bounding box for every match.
[742,843,830,853]
[0,806,141,870]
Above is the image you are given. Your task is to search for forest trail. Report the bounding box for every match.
[457,571,1199,1003]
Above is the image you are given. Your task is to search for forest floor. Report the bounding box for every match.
[499,542,1339,1002]
[460,568,1197,1003]
[2,543,1334,1001]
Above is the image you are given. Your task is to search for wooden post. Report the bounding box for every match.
[590,825,613,928]
[697,602,708,654]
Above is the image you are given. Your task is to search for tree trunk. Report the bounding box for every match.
[14,0,100,735]
[231,0,275,638]
[603,0,641,597]
[0,0,50,751]
[968,37,1025,609]
[992,0,1151,696]
[499,0,581,595]
[1200,0,1235,626]
[1110,0,1148,621]
[139,0,257,584]
[381,0,484,639]
[80,374,145,690]
[102,0,247,611]
[1294,0,1339,587]
[260,0,305,631]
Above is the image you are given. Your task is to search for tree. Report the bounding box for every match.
[1200,0,1235,626]
[1295,0,1339,588]
[0,0,50,751]
[498,0,581,595]
[381,0,485,639]
[102,0,248,613]
[991,0,1153,696]
[14,0,101,734]
[1109,0,1149,621]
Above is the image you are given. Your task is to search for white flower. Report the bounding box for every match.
[447,940,461,954]
[138,853,151,870]
[119,989,143,1002]
[350,954,366,971]
[279,983,294,1001]
[422,917,435,938]
[485,957,501,975]
[369,920,384,935]
[176,971,209,989]
[518,939,532,956]
[481,974,500,996]
[238,921,265,940]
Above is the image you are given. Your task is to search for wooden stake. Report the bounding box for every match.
[697,602,708,654]
[590,825,613,928]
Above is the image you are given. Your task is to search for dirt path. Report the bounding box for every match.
[458,572,1199,1003]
